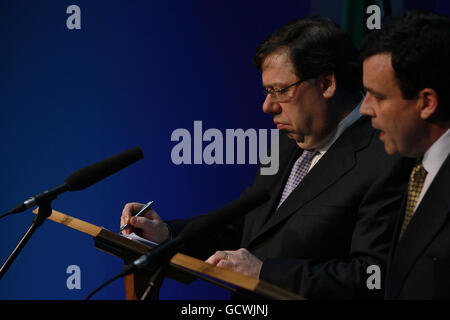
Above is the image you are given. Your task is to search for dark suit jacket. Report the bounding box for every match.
[169,116,411,299]
[385,154,450,300]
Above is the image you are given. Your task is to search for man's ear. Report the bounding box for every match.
[320,73,337,99]
[418,88,439,120]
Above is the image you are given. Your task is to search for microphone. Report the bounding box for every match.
[123,188,270,275]
[3,147,144,217]
[64,146,143,191]
[86,186,269,299]
[0,146,144,282]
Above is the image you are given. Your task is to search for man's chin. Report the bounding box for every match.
[286,132,316,150]
[297,139,316,150]
[383,142,400,156]
[384,143,417,158]
[285,132,303,142]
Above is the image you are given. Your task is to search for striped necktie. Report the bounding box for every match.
[399,161,427,239]
[277,150,316,210]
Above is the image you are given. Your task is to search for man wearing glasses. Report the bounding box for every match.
[121,17,410,299]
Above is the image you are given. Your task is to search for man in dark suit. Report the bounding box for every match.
[120,17,410,299]
[360,10,450,299]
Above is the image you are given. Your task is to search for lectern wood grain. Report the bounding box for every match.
[32,208,101,237]
[32,208,304,300]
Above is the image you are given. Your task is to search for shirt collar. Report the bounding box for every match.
[315,98,363,154]
[422,128,450,177]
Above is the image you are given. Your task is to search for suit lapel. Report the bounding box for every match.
[245,139,300,242]
[384,158,413,299]
[248,117,374,247]
[388,154,450,298]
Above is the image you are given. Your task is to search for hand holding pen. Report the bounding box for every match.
[118,200,154,233]
[119,200,171,243]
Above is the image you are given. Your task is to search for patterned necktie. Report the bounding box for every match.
[399,161,427,239]
[277,150,317,210]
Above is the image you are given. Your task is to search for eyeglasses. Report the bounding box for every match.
[263,79,308,101]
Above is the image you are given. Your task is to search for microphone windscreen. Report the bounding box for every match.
[179,188,269,241]
[65,147,144,191]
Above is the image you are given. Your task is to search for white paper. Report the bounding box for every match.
[122,232,158,248]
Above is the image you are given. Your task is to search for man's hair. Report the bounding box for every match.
[253,17,362,93]
[360,9,450,120]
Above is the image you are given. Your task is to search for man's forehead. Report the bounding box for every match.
[262,50,297,86]
[363,52,404,95]
[363,53,392,71]
[363,53,396,84]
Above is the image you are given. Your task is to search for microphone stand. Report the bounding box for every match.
[0,196,55,280]
[85,238,181,300]
[139,262,168,300]
[0,146,144,281]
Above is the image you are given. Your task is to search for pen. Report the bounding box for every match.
[118,200,154,233]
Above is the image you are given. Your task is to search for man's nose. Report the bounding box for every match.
[262,94,281,114]
[360,94,375,117]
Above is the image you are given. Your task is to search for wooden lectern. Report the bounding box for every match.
[32,208,304,300]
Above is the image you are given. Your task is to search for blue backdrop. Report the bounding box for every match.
[1,0,449,300]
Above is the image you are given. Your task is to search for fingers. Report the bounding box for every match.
[205,250,231,266]
[205,249,262,278]
[141,208,160,220]
[120,202,149,235]
[120,202,169,243]
[129,215,153,231]
[216,257,234,269]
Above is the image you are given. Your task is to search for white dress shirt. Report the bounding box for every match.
[415,128,450,211]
